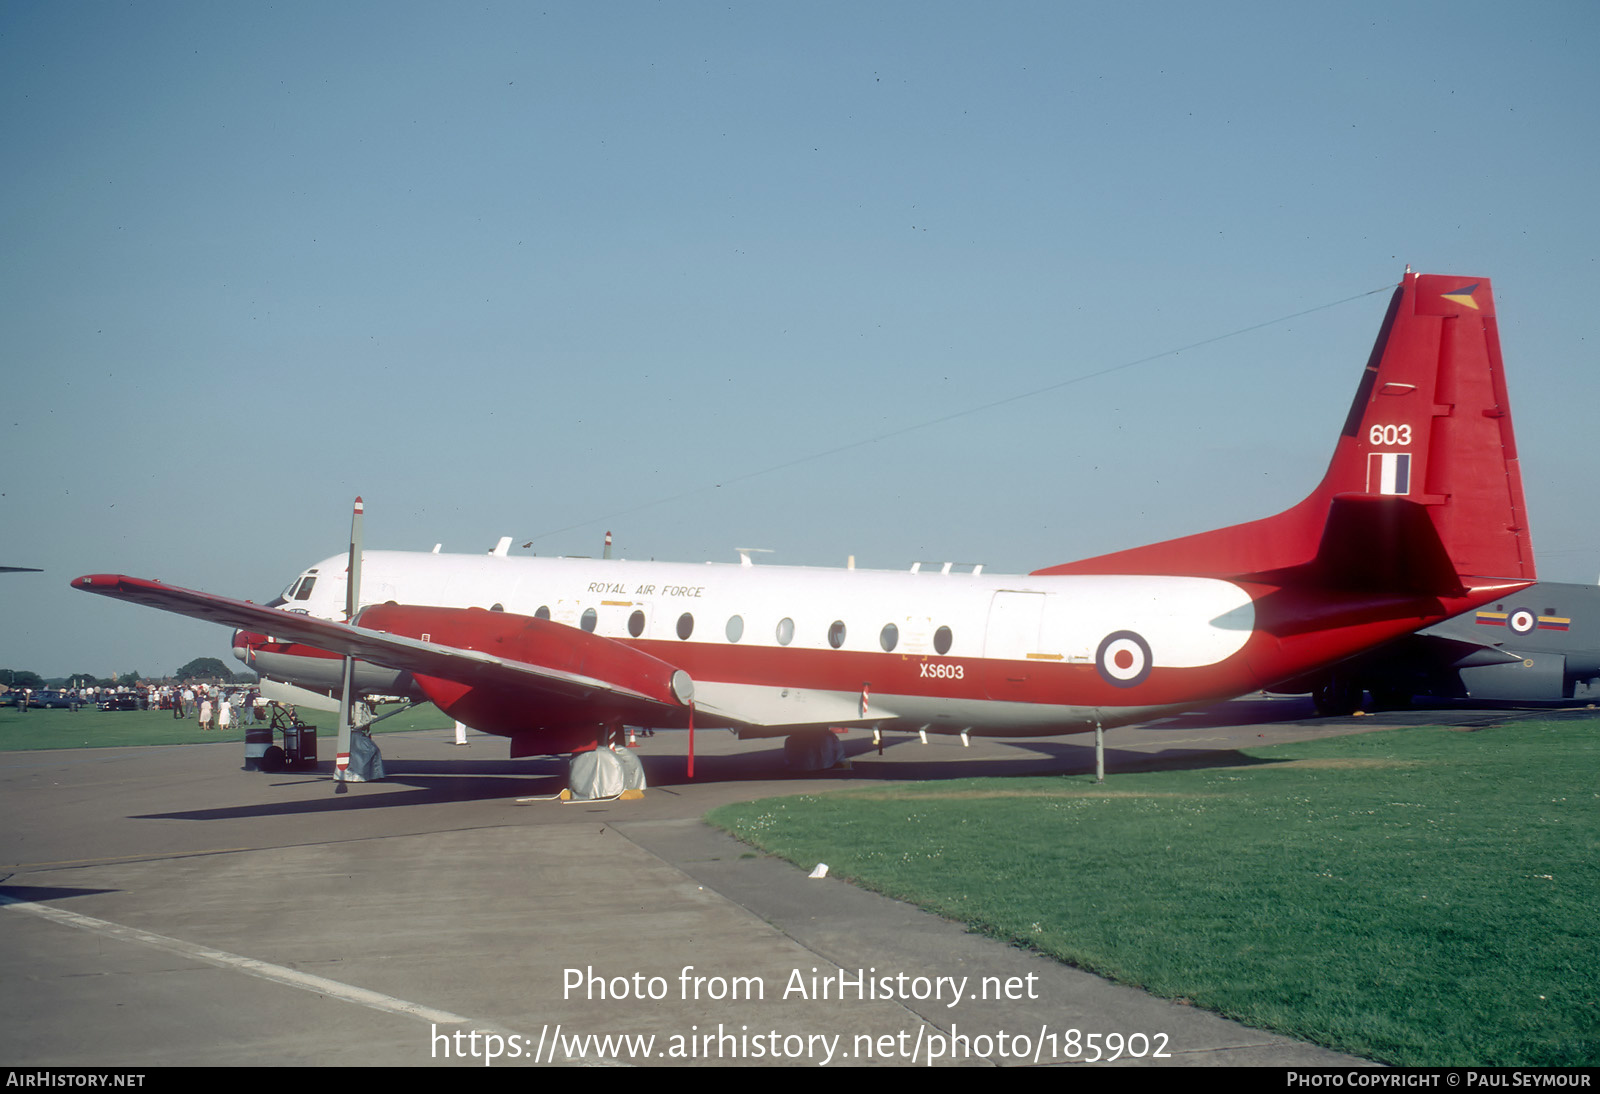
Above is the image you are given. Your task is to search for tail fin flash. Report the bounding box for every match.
[1036,272,1535,584]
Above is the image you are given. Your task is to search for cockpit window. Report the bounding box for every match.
[292,576,317,601]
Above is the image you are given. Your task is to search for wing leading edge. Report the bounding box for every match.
[73,574,890,738]
[71,575,693,735]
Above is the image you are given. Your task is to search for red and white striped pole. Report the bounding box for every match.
[335,497,363,790]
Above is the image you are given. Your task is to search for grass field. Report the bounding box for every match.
[709,720,1599,1066]
[0,703,453,751]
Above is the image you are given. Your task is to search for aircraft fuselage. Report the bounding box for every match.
[238,547,1480,739]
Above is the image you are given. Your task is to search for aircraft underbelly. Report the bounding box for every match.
[696,679,1192,739]
[868,693,1191,736]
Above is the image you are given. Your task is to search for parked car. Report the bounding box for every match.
[30,690,80,710]
[99,694,144,711]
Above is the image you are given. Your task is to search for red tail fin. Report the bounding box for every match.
[1035,272,1535,585]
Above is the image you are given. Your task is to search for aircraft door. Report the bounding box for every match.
[325,571,350,620]
[983,591,1046,701]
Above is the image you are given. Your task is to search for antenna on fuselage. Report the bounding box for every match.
[604,530,612,560]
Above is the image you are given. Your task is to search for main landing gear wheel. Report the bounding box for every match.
[784,729,844,771]
[1311,677,1363,717]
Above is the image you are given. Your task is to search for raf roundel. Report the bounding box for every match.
[1507,608,1536,636]
[1095,630,1153,689]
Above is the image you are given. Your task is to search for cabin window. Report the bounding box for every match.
[879,623,898,652]
[628,610,645,637]
[776,617,795,646]
[934,625,953,655]
[828,620,847,649]
[725,615,744,643]
[293,577,316,601]
[535,605,551,621]
[581,608,598,633]
[677,612,694,640]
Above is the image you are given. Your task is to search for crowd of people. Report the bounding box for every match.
[6,683,267,729]
[147,684,267,730]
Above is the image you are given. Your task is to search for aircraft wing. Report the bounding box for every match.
[72,574,884,737]
[71,575,694,730]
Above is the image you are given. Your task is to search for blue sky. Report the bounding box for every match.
[3,1,1597,679]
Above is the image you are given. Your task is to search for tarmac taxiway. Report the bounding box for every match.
[4,698,1591,1067]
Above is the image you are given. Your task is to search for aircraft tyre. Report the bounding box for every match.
[260,745,287,772]
[1312,677,1363,717]
[783,729,844,771]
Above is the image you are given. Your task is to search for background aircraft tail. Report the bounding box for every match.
[1035,272,1535,588]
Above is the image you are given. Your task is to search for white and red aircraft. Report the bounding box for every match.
[75,272,1536,770]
